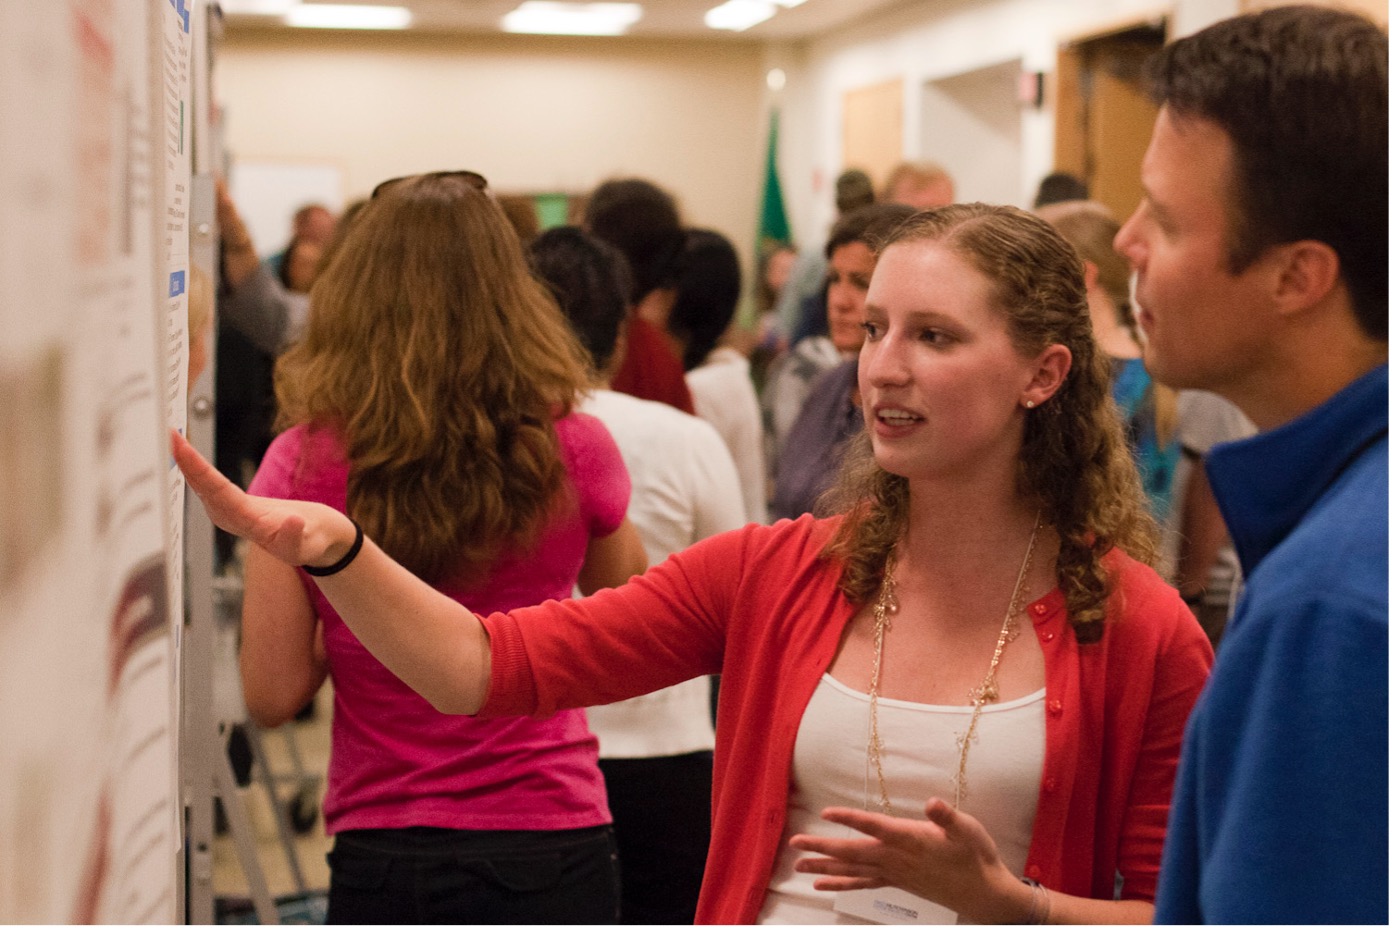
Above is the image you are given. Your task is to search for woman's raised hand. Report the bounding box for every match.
[171,429,357,569]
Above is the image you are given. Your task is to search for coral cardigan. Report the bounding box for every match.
[481,516,1213,924]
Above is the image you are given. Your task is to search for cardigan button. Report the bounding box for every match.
[1043,632,1055,642]
[1048,699,1063,715]
[1031,602,1046,617]
[1044,777,1058,793]
[1025,863,1042,880]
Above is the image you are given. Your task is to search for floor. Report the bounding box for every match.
[212,681,333,910]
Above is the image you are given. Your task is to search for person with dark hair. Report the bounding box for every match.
[583,177,695,415]
[668,228,767,524]
[765,203,916,517]
[175,202,1211,924]
[263,202,336,280]
[772,167,881,346]
[233,172,648,924]
[1112,7,1387,923]
[834,168,875,215]
[1032,171,1089,209]
[529,226,744,924]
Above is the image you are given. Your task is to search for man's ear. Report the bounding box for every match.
[1024,344,1072,407]
[1270,239,1341,319]
[1082,259,1100,292]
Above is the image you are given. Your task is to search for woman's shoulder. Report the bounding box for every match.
[250,422,346,500]
[553,409,621,467]
[681,513,845,573]
[1102,549,1210,654]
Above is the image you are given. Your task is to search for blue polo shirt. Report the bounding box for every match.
[1155,364,1388,923]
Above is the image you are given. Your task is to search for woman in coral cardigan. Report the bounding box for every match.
[177,203,1211,925]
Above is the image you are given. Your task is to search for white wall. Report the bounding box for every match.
[216,30,768,269]
[921,58,1023,207]
[779,0,1242,247]
[217,1,1249,282]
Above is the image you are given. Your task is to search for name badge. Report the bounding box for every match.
[834,887,957,925]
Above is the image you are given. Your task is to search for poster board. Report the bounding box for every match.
[0,0,192,922]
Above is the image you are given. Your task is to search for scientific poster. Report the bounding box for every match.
[0,1,188,923]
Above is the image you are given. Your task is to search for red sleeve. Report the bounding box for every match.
[1114,573,1214,901]
[479,524,759,717]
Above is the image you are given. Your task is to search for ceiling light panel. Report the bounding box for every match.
[503,2,643,36]
[705,0,776,32]
[284,4,413,29]
[219,0,296,13]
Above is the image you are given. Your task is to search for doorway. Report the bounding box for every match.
[1054,19,1167,222]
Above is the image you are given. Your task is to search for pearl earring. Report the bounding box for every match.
[1025,400,1036,409]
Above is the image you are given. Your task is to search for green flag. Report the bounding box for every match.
[758,108,791,252]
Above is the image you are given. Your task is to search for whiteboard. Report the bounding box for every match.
[228,160,344,257]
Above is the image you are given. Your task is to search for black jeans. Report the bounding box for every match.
[599,751,713,924]
[325,825,620,924]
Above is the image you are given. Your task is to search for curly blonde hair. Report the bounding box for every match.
[274,173,591,583]
[822,203,1157,643]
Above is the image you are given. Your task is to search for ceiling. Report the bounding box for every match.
[220,0,917,41]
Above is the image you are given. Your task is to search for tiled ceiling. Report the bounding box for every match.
[221,0,918,40]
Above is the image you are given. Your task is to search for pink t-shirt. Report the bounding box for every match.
[249,413,629,834]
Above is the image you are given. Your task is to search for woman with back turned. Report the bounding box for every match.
[236,171,644,924]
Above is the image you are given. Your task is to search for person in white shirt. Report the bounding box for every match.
[529,226,746,924]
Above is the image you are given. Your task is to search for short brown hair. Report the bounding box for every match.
[1148,6,1387,339]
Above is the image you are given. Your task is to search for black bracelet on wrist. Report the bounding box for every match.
[303,519,364,577]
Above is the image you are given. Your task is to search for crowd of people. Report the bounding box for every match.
[193,5,1385,925]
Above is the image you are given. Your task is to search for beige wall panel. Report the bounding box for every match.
[841,78,903,193]
[217,31,766,271]
[1239,0,1386,24]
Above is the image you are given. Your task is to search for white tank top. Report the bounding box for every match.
[758,674,1046,925]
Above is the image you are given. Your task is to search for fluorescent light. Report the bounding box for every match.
[773,0,808,6]
[705,0,775,32]
[219,0,296,13]
[503,2,642,36]
[284,4,412,29]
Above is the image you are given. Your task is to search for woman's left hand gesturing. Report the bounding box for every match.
[789,797,1033,924]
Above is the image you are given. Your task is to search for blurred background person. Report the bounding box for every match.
[771,167,877,349]
[763,203,916,492]
[1038,199,1179,522]
[530,225,745,924]
[1032,170,1089,209]
[263,201,336,281]
[583,177,695,415]
[880,159,955,210]
[667,227,767,524]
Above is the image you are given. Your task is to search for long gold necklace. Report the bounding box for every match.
[866,514,1041,813]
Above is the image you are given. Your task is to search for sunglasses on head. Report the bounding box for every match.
[371,170,489,200]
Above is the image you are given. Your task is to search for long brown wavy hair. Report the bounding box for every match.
[822,203,1157,643]
[274,173,592,583]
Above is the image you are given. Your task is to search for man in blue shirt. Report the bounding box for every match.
[1113,6,1387,923]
